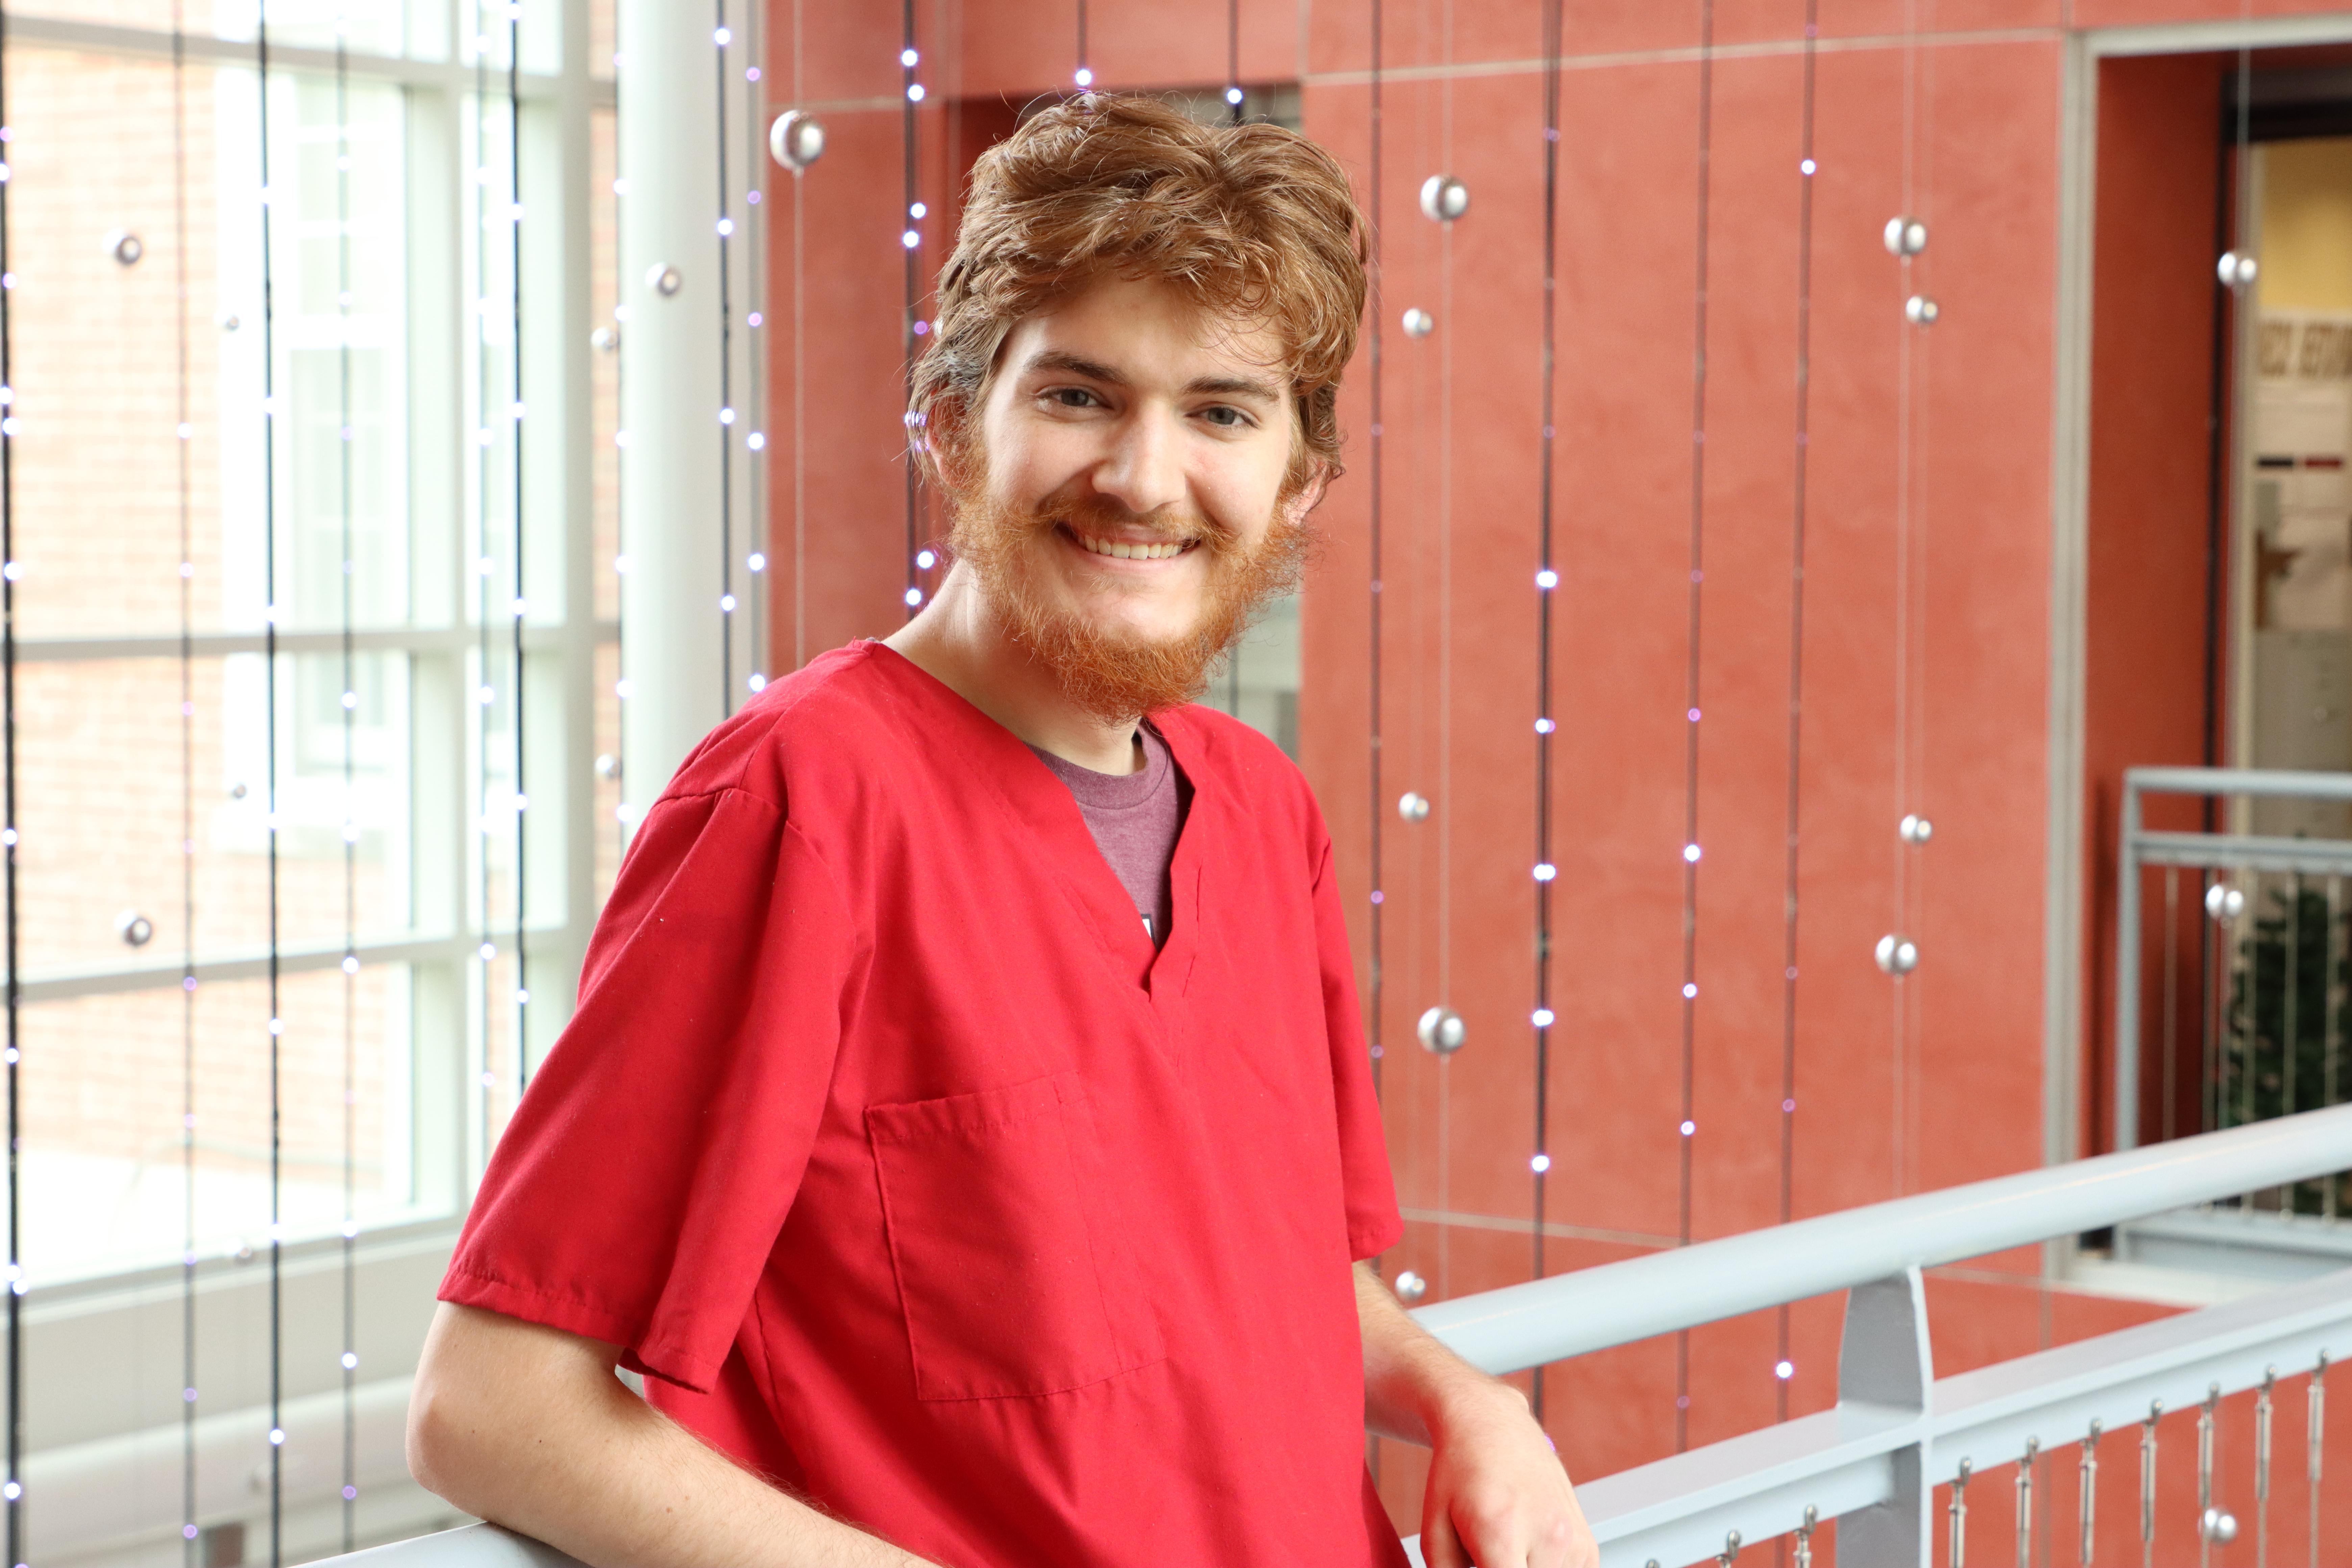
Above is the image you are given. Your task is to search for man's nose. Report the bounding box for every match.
[1088,411,1187,518]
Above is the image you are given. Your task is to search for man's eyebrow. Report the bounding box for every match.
[1183,374,1284,405]
[1021,350,1128,385]
[1019,351,1283,405]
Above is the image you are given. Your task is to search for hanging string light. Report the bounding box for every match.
[714,0,737,708]
[3,0,25,1552]
[610,43,629,849]
[0,0,15,1486]
[471,0,494,1153]
[172,0,199,1557]
[1365,0,1383,1102]
[1225,0,1241,123]
[1528,0,1562,1430]
[335,4,359,1546]
[507,0,528,1096]
[900,0,923,617]
[741,0,768,694]
[1074,0,1091,89]
[1672,0,1716,1458]
[784,5,809,670]
[256,0,287,1557]
[1773,0,1820,1428]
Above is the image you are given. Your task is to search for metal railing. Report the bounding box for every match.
[306,1103,2352,1568]
[2113,768,2352,1258]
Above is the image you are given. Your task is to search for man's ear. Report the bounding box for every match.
[915,399,972,494]
[1279,460,1332,528]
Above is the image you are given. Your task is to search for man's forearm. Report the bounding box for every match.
[409,1304,935,1568]
[1352,1261,1526,1444]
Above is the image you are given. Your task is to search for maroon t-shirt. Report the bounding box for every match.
[1029,723,1192,945]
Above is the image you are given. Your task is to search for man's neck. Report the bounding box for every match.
[882,563,1146,776]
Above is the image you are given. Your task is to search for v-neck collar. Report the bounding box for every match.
[858,642,1204,1005]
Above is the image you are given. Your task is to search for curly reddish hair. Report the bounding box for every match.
[911,93,1367,489]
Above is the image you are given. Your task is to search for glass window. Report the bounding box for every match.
[2,25,597,1290]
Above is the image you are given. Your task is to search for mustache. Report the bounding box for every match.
[1026,493,1239,552]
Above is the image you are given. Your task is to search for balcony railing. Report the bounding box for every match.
[311,1102,2352,1568]
[2113,766,2352,1276]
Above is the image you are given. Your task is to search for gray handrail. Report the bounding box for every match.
[1412,1100,2352,1374]
[311,1105,2352,1568]
[2122,764,2352,801]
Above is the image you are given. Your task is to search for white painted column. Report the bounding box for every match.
[616,0,725,827]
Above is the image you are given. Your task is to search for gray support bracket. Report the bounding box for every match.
[1832,1269,1933,1567]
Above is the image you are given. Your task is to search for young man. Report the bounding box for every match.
[409,96,1594,1568]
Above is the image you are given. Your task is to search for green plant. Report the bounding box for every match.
[2224,880,2351,1215]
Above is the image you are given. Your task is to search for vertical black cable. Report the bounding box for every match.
[509,0,528,1097]
[1672,0,1714,1458]
[172,1,197,1559]
[1530,0,1562,1431]
[1774,0,1819,1433]
[612,44,628,856]
[1366,0,1383,1104]
[258,2,284,1558]
[1226,0,1241,123]
[716,0,735,711]
[335,8,358,1550]
[901,0,918,617]
[472,0,492,1189]
[2,0,22,1551]
[744,0,766,691]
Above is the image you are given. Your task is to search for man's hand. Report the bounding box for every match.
[1416,1379,1593,1568]
[1353,1262,1596,1568]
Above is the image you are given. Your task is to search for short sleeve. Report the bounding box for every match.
[1309,833,1404,1261]
[440,786,855,1393]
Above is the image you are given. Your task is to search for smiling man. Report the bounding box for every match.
[407,96,1592,1568]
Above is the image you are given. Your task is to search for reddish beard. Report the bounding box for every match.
[948,483,1314,722]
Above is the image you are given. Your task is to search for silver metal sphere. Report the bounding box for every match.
[2218,251,2258,292]
[769,110,827,171]
[1874,934,1919,976]
[1417,1004,1466,1055]
[1401,307,1435,338]
[1899,813,1933,846]
[590,326,619,353]
[594,753,621,781]
[2201,1509,2237,1544]
[646,262,683,298]
[1904,294,1939,326]
[1419,174,1469,223]
[1398,791,1431,823]
[1392,1269,1427,1303]
[2205,882,2246,923]
[105,230,144,267]
[1883,215,1928,257]
[116,909,153,948]
[217,310,241,333]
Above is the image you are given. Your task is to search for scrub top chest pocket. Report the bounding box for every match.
[865,1072,1166,1401]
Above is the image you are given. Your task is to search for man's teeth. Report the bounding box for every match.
[1073,532,1187,561]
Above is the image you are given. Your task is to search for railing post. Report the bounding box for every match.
[1835,1269,1932,1566]
[2116,770,2145,1151]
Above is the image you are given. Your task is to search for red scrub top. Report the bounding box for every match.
[441,641,1408,1568]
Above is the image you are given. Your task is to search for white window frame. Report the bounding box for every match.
[5,7,615,1558]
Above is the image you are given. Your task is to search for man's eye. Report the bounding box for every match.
[1200,405,1246,428]
[1049,387,1099,408]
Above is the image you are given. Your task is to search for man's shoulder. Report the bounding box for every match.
[661,641,914,808]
